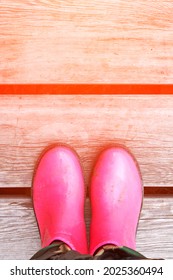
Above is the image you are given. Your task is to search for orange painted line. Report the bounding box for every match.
[0,84,173,94]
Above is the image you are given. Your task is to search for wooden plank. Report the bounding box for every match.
[0,195,172,259]
[1,1,173,83]
[0,94,173,188]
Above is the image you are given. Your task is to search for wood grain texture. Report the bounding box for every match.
[1,1,173,83]
[0,195,172,259]
[0,94,173,188]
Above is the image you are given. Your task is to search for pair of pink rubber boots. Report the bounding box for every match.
[32,145,143,255]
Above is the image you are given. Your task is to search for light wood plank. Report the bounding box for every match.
[1,1,173,83]
[0,195,172,259]
[0,94,173,188]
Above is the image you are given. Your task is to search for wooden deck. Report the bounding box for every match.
[1,0,173,260]
[0,95,173,259]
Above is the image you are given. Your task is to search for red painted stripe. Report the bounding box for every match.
[0,84,173,94]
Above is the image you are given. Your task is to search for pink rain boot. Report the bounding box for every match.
[32,145,88,254]
[89,146,143,255]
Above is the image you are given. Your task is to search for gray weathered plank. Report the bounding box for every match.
[0,95,173,188]
[1,1,173,83]
[0,195,172,259]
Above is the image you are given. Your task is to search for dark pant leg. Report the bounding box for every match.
[94,246,148,260]
[30,243,93,260]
